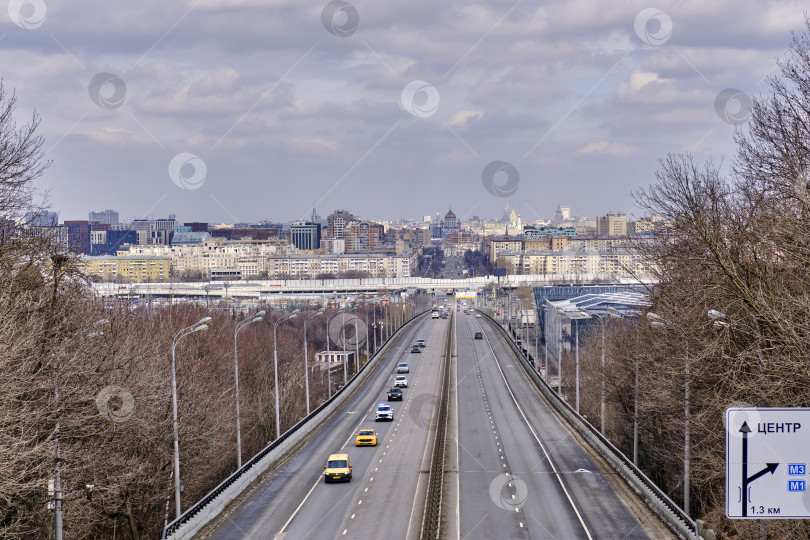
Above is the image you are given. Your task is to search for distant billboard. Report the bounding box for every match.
[493,268,507,277]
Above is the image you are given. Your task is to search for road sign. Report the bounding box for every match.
[726,407,810,518]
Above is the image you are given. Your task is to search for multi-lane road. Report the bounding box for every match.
[202,309,674,539]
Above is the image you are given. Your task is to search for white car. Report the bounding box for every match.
[397,362,409,373]
[394,375,408,388]
[375,403,394,421]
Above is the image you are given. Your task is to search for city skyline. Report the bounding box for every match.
[1,1,801,223]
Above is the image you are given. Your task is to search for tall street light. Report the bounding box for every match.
[372,303,378,355]
[233,310,264,469]
[325,309,346,398]
[648,311,690,516]
[171,316,212,518]
[303,309,324,416]
[273,310,298,439]
[54,318,109,540]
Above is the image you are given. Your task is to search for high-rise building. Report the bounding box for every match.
[291,220,322,250]
[64,220,92,254]
[25,211,59,227]
[596,212,627,236]
[185,222,209,233]
[91,229,137,255]
[88,209,119,226]
[327,210,354,239]
[153,218,177,245]
[553,204,571,225]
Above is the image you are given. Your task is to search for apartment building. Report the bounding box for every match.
[596,212,628,236]
[81,255,170,281]
[497,250,653,277]
[117,237,415,279]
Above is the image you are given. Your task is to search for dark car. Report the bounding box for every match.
[411,345,421,353]
[474,331,483,340]
[387,387,403,400]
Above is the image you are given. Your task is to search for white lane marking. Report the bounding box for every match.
[481,322,595,540]
[278,476,320,533]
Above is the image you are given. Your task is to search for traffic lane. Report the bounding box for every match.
[206,316,434,540]
[471,332,586,540]
[278,318,447,540]
[479,319,656,540]
[333,318,447,540]
[456,316,529,540]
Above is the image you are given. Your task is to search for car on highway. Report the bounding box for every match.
[394,375,408,388]
[474,331,483,340]
[410,345,421,353]
[355,429,378,446]
[416,339,426,347]
[432,311,439,319]
[323,453,352,482]
[475,313,482,318]
[387,387,403,400]
[375,403,394,421]
[397,362,409,373]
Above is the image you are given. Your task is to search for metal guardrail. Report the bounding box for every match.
[161,310,430,540]
[420,310,454,539]
[477,309,701,540]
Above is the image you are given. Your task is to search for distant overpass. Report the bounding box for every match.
[92,274,652,300]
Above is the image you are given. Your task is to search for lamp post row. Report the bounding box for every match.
[57,298,408,530]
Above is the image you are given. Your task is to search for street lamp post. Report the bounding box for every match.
[365,308,370,362]
[648,312,690,516]
[233,310,265,469]
[325,309,346,398]
[303,310,324,416]
[171,316,212,518]
[273,311,298,440]
[708,309,767,540]
[54,318,109,540]
[341,311,348,385]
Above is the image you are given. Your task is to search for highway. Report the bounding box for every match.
[201,309,673,540]
[455,312,671,539]
[204,314,447,540]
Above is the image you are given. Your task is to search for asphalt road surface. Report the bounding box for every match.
[205,314,446,540]
[455,312,672,539]
[202,309,673,540]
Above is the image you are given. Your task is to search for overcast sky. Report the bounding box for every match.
[0,0,805,224]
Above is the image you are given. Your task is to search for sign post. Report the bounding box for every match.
[726,407,810,519]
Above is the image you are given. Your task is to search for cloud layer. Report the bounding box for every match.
[0,0,802,223]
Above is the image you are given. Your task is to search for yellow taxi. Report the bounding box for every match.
[355,429,378,446]
[323,453,352,482]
